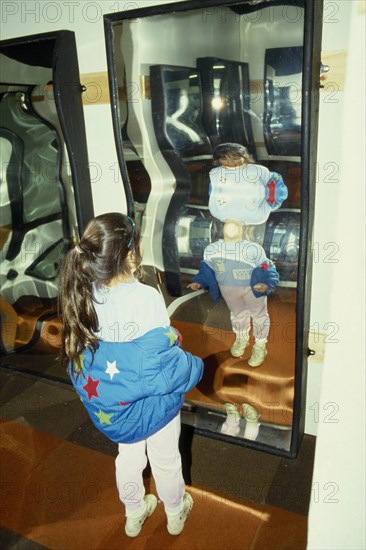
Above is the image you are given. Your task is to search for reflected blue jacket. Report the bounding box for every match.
[68,326,204,444]
[194,258,279,300]
[208,165,288,224]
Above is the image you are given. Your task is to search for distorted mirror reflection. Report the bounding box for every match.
[107,0,307,453]
[0,33,92,368]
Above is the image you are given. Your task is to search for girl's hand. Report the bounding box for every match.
[187,283,201,290]
[253,283,268,293]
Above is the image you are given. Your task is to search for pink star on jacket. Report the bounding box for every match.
[260,262,269,270]
[82,375,100,401]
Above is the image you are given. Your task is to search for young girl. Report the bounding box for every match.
[188,219,279,366]
[208,142,288,226]
[58,213,204,538]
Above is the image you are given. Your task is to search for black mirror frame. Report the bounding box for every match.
[104,0,323,458]
[0,30,94,236]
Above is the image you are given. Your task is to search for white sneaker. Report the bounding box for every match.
[125,494,157,537]
[244,422,261,441]
[242,403,261,441]
[248,340,267,367]
[230,336,249,358]
[242,403,261,423]
[220,418,240,436]
[221,403,241,435]
[167,492,194,535]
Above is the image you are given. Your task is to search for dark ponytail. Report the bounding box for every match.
[58,213,142,374]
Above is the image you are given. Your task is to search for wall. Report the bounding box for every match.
[307,1,365,548]
[305,0,352,436]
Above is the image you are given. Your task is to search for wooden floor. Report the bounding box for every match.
[0,367,315,550]
[0,420,309,550]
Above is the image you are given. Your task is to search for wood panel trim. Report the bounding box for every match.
[78,50,347,107]
[80,72,111,105]
[320,50,347,92]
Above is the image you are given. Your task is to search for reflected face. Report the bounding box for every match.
[105,0,317,455]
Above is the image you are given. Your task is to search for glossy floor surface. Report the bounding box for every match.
[0,367,315,549]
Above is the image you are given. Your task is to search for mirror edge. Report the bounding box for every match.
[103,19,135,218]
[291,0,324,458]
[53,30,94,234]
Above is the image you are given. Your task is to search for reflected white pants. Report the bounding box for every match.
[115,413,185,516]
[220,285,270,340]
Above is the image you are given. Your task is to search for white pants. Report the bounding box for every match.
[115,413,185,516]
[220,285,270,340]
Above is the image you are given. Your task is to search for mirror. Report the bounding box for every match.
[0,32,93,360]
[264,46,303,156]
[197,57,256,153]
[104,0,322,456]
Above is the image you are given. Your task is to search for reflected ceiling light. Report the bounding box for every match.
[212,97,223,109]
[20,92,29,111]
[213,65,225,69]
[189,74,198,78]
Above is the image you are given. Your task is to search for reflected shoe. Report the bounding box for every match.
[230,336,249,358]
[221,403,241,435]
[242,403,261,423]
[248,340,267,367]
[167,492,194,535]
[244,422,261,441]
[220,418,240,436]
[125,494,157,537]
[242,403,261,441]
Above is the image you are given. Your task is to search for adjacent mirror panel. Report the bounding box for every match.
[264,46,303,156]
[0,32,93,357]
[104,0,322,456]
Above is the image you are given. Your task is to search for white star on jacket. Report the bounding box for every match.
[105,360,120,380]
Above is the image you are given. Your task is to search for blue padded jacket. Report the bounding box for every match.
[68,326,204,444]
